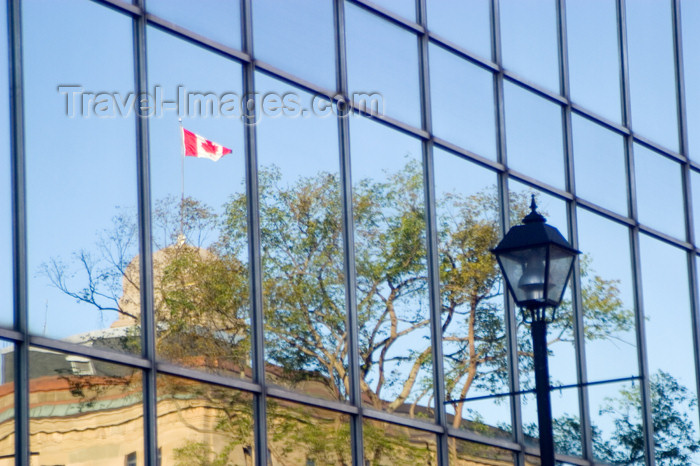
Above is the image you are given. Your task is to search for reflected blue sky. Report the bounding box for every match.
[626,0,679,152]
[345,2,421,127]
[254,0,335,90]
[430,44,496,160]
[500,0,559,93]
[634,144,685,240]
[566,0,621,124]
[682,0,700,160]
[504,82,565,190]
[147,0,241,50]
[572,114,627,216]
[24,0,136,338]
[427,0,491,60]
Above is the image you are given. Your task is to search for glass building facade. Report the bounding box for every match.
[0,0,699,464]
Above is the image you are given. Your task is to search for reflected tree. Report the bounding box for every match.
[534,371,700,465]
[44,160,649,462]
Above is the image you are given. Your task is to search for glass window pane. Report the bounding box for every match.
[371,0,416,21]
[509,181,568,237]
[589,381,645,464]
[577,209,636,382]
[692,169,700,241]
[626,0,679,152]
[566,0,621,123]
[522,389,583,458]
[634,144,685,240]
[346,3,421,127]
[147,27,250,377]
[267,399,351,464]
[253,0,335,90]
[426,0,492,60]
[350,117,434,418]
[435,149,511,437]
[572,114,627,215]
[640,236,700,464]
[500,0,560,93]
[24,0,139,350]
[255,72,347,402]
[363,419,436,464]
[158,375,254,464]
[682,0,700,160]
[146,0,241,50]
[0,340,14,460]
[505,82,565,190]
[449,438,514,464]
[28,349,143,464]
[430,45,497,160]
[0,1,10,327]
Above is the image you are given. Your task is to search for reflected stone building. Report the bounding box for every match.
[1,0,699,465]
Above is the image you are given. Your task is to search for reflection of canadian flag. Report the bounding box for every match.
[181,127,232,162]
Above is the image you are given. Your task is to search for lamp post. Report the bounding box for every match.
[492,196,580,466]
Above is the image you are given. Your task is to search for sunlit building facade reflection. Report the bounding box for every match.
[0,0,699,465]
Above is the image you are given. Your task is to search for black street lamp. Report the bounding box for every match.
[492,196,580,466]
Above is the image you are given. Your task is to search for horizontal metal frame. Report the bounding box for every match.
[28,336,152,369]
[156,362,261,393]
[146,14,250,64]
[89,0,140,16]
[347,0,424,34]
[362,406,444,434]
[427,35,499,74]
[267,387,359,416]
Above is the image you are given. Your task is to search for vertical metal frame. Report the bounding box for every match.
[491,1,525,465]
[555,0,594,460]
[672,0,700,441]
[131,1,159,464]
[7,0,28,464]
[239,1,269,464]
[416,0,449,464]
[617,0,656,463]
[332,1,365,464]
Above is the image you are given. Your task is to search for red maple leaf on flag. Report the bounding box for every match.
[201,139,217,154]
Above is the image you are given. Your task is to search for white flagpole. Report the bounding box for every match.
[178,118,185,239]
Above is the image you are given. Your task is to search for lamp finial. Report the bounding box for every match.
[523,194,546,224]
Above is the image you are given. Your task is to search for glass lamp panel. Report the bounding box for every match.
[498,246,547,305]
[546,245,575,306]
